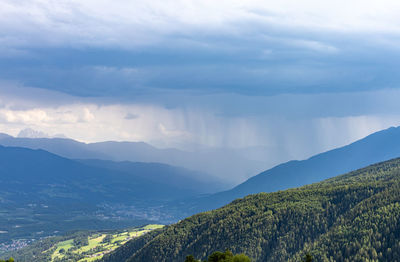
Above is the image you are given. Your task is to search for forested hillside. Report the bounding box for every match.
[192,126,400,212]
[102,157,400,262]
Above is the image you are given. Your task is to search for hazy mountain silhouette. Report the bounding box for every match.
[0,135,109,159]
[190,126,400,212]
[0,135,269,185]
[0,145,220,242]
[77,159,223,193]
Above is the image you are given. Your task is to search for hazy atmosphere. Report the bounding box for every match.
[3,1,400,261]
[2,0,400,155]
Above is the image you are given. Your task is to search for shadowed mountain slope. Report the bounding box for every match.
[77,159,224,194]
[0,135,267,186]
[191,126,400,212]
[102,157,400,262]
[0,146,217,243]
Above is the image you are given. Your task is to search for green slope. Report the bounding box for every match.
[102,158,400,262]
[2,225,164,262]
[190,126,400,214]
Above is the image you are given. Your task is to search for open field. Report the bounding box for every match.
[48,224,164,262]
[2,225,164,262]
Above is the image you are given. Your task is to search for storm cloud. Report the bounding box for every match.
[1,0,400,171]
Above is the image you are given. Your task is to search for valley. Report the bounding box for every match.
[0,145,214,246]
[1,2,399,261]
[3,126,400,261]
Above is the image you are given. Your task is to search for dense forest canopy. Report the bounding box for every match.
[102,157,400,262]
[185,250,251,262]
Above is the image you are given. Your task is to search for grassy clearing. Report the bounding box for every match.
[51,239,74,260]
[46,224,163,262]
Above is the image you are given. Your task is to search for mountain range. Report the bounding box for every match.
[0,146,220,243]
[102,157,400,262]
[0,133,272,185]
[3,126,400,251]
[188,126,400,213]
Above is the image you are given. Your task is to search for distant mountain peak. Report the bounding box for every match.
[18,128,50,138]
[17,128,67,139]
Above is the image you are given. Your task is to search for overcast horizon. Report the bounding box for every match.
[2,0,400,162]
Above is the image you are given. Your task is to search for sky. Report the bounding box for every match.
[1,0,400,161]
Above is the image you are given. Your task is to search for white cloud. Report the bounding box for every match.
[1,0,400,50]
[0,108,51,123]
[1,1,400,172]
[1,82,400,164]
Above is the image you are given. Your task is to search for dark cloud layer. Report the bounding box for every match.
[2,0,400,160]
[2,21,400,99]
